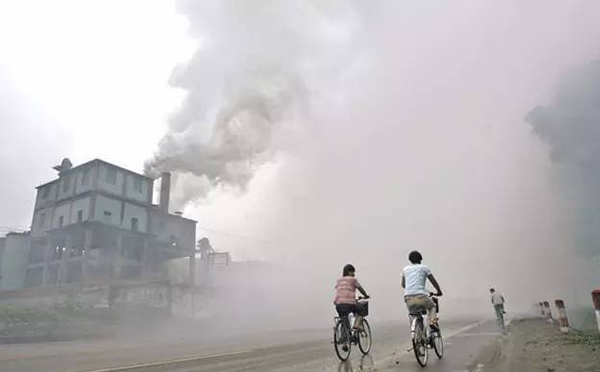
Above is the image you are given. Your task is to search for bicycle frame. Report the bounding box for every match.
[410,312,430,341]
[335,316,352,338]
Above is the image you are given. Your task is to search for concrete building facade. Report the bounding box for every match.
[0,232,29,290]
[23,159,196,288]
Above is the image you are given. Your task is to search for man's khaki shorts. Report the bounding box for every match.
[405,294,435,312]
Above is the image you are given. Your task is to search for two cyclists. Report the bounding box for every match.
[333,251,444,362]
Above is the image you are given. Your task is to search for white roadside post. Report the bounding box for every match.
[543,301,553,324]
[555,299,569,333]
[592,289,600,337]
[538,302,545,318]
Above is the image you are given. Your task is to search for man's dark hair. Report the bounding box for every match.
[343,264,355,276]
[408,250,423,264]
[490,288,495,292]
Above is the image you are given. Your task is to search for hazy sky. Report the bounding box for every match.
[0,0,193,230]
[2,0,600,316]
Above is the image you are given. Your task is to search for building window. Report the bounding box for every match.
[38,213,46,228]
[131,217,139,232]
[77,210,84,223]
[62,176,70,192]
[58,216,64,228]
[106,167,117,185]
[133,177,143,193]
[82,168,90,185]
[43,186,51,199]
[103,211,112,223]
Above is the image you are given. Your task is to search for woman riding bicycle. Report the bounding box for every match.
[334,264,370,332]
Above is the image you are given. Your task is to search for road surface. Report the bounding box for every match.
[1,319,506,372]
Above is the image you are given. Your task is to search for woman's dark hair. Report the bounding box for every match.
[408,250,423,264]
[343,264,356,276]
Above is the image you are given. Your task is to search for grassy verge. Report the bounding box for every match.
[487,318,600,372]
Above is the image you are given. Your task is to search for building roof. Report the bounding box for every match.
[149,208,197,224]
[36,159,154,189]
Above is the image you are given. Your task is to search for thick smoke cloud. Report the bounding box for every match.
[146,0,600,322]
[145,1,362,208]
[527,61,600,259]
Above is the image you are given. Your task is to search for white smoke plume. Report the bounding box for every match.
[145,1,364,209]
[145,0,600,321]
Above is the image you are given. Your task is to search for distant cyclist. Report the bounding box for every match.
[401,251,443,329]
[489,288,506,323]
[334,264,370,333]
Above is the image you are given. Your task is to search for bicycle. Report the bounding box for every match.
[333,297,372,361]
[408,294,443,367]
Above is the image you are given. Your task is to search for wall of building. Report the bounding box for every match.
[0,280,181,316]
[124,174,152,204]
[123,203,148,233]
[32,196,94,235]
[56,172,78,201]
[52,203,71,228]
[168,217,196,253]
[0,233,30,291]
[23,161,197,289]
[97,163,126,197]
[32,207,52,233]
[70,197,92,225]
[34,182,58,210]
[33,161,155,237]
[74,164,96,195]
[94,195,122,226]
[150,213,196,255]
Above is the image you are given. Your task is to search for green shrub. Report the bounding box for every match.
[0,304,59,328]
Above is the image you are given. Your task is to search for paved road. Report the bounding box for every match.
[1,319,505,372]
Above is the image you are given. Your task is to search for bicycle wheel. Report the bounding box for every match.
[334,319,351,361]
[412,318,428,367]
[358,319,372,355]
[432,328,443,358]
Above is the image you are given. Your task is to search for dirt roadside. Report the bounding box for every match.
[480,318,600,372]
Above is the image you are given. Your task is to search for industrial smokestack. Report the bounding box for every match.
[159,172,171,213]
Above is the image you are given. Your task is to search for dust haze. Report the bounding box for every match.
[142,0,600,327]
[2,0,599,339]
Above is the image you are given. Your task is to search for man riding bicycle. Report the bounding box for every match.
[489,288,506,324]
[401,251,443,329]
